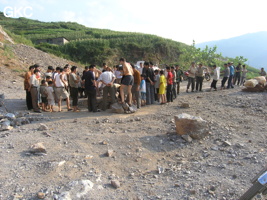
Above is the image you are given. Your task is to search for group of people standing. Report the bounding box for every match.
[23,59,265,113]
[186,61,251,93]
[23,59,185,113]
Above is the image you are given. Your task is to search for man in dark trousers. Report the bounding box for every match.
[142,62,155,105]
[166,66,173,102]
[84,64,99,112]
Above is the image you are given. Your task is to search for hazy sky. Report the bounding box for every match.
[1,0,267,45]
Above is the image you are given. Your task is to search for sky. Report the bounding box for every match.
[0,0,267,45]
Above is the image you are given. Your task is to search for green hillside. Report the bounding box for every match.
[0,11,260,78]
[0,12,189,66]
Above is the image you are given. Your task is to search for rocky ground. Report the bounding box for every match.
[0,28,266,199]
[0,69,267,200]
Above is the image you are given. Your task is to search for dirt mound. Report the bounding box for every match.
[10,44,79,70]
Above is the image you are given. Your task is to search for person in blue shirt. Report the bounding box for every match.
[227,62,235,89]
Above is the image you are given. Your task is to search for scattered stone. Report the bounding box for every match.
[158,166,165,174]
[102,141,108,145]
[174,113,210,139]
[57,191,71,200]
[174,183,180,187]
[29,142,46,154]
[181,135,193,143]
[14,117,30,126]
[5,113,16,120]
[189,190,196,195]
[85,155,93,159]
[58,160,66,167]
[210,186,216,191]
[0,120,13,131]
[111,103,125,114]
[180,103,190,108]
[111,180,121,189]
[42,132,51,137]
[208,190,215,195]
[37,192,45,199]
[223,141,232,146]
[106,150,114,157]
[38,123,49,131]
[135,117,141,121]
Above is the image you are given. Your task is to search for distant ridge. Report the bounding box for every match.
[196,32,267,70]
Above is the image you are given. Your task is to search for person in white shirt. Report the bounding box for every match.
[54,68,71,112]
[240,65,248,86]
[98,69,116,110]
[46,81,55,112]
[210,64,220,91]
[29,69,41,113]
[186,62,197,93]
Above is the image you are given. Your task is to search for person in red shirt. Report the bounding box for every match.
[166,66,173,102]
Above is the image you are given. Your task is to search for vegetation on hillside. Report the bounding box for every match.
[0,12,260,77]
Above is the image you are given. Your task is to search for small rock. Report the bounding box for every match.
[57,191,71,200]
[111,180,120,189]
[189,190,196,195]
[174,183,180,187]
[208,190,215,195]
[42,132,51,137]
[223,141,232,146]
[181,135,193,143]
[106,150,114,157]
[102,141,108,145]
[38,124,49,131]
[5,113,16,120]
[210,186,216,191]
[29,142,46,154]
[1,123,13,131]
[158,166,165,174]
[135,117,141,121]
[180,103,190,108]
[111,103,125,114]
[37,192,45,199]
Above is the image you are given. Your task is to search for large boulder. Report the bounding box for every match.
[174,113,210,139]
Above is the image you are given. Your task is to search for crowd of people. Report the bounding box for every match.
[23,60,267,113]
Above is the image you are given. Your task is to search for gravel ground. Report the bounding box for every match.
[1,70,267,200]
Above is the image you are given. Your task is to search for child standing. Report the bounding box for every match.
[159,70,167,104]
[46,81,55,112]
[39,80,48,111]
[140,74,146,106]
[210,65,220,91]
